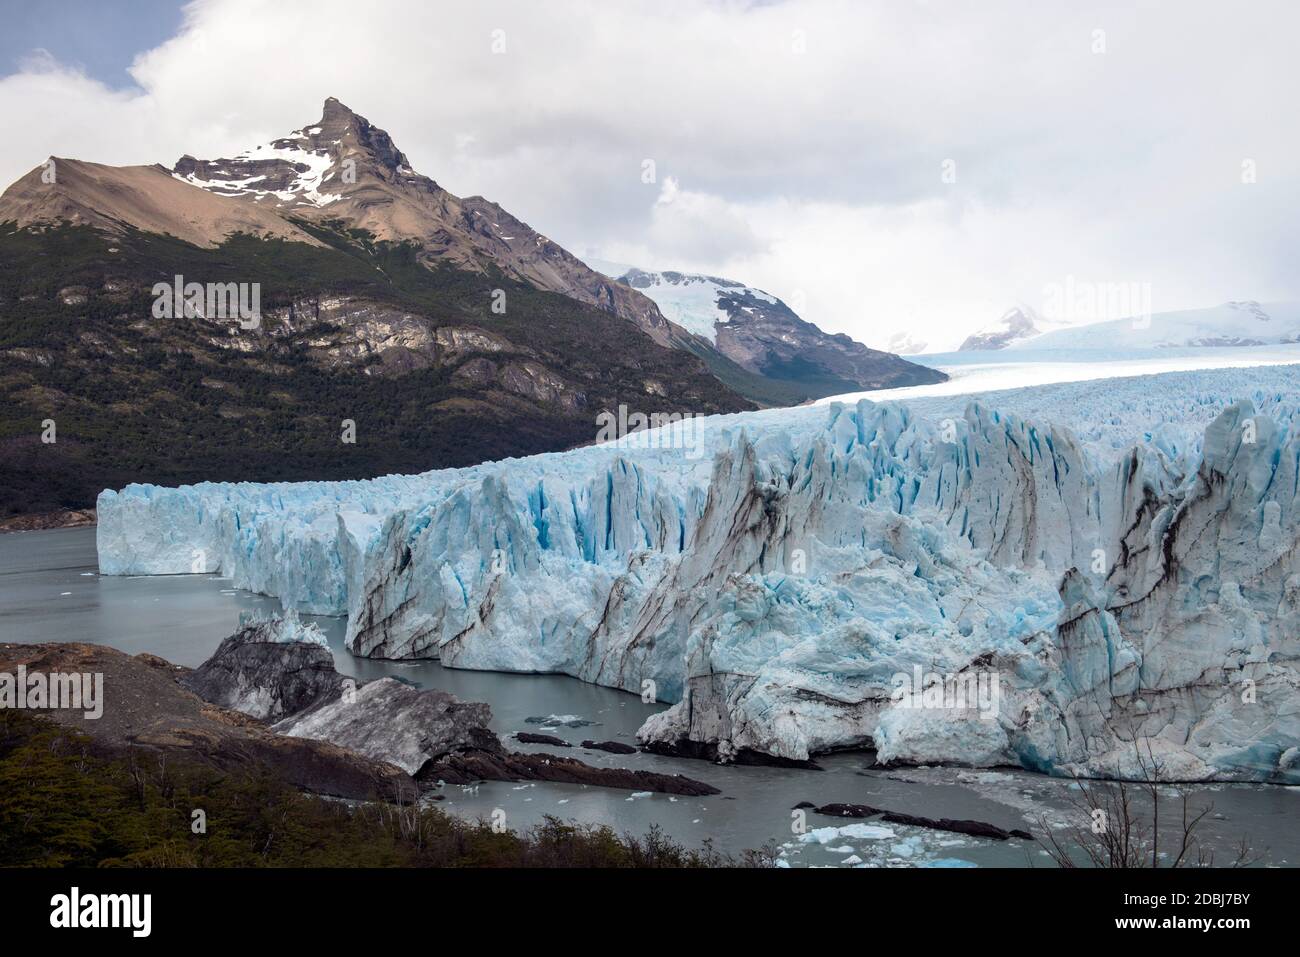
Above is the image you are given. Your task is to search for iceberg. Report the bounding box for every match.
[97,365,1300,782]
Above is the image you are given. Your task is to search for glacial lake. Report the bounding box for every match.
[3,526,1296,868]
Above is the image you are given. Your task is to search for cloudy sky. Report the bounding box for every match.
[1,0,1295,350]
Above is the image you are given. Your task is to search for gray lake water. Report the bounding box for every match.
[2,526,1296,868]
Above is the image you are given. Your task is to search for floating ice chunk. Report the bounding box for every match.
[800,824,896,844]
[235,609,329,647]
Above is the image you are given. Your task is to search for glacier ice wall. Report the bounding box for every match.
[97,366,1300,782]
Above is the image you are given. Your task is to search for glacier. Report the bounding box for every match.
[1008,300,1300,352]
[97,364,1300,783]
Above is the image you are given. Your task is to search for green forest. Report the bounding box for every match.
[0,222,747,516]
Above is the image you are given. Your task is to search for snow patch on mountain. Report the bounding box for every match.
[174,136,341,207]
[587,260,779,344]
[586,258,945,394]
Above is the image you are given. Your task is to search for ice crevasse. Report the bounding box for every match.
[97,366,1300,782]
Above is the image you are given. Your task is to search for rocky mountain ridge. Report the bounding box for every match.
[170,98,677,345]
[595,261,947,399]
[958,305,1050,351]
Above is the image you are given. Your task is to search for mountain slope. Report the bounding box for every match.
[0,220,749,517]
[590,261,947,400]
[0,98,766,516]
[0,158,320,249]
[0,98,939,412]
[173,98,677,345]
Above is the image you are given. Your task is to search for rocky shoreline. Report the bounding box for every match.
[0,640,416,802]
[1,616,720,803]
[0,508,96,533]
[100,368,1300,785]
[2,620,1068,850]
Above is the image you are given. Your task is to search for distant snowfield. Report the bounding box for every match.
[818,344,1300,407]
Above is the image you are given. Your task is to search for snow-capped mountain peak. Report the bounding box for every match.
[175,139,341,208]
[609,265,778,344]
[958,304,1052,351]
[166,100,674,343]
[172,97,424,210]
[587,260,946,396]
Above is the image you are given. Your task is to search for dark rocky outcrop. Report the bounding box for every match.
[879,811,1033,842]
[0,642,416,802]
[580,739,637,755]
[4,633,724,804]
[816,803,880,818]
[420,749,720,796]
[642,737,822,769]
[0,508,96,532]
[516,732,571,747]
[179,617,345,721]
[273,677,496,776]
[175,618,724,801]
[812,803,1032,841]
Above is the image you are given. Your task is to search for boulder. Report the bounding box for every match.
[179,614,344,720]
[580,739,637,755]
[516,732,571,747]
[273,677,495,776]
[0,641,415,802]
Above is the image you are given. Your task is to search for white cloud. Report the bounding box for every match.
[1,0,1296,350]
[643,176,769,263]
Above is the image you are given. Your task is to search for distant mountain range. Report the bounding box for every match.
[1003,300,1300,351]
[958,300,1300,352]
[589,261,945,400]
